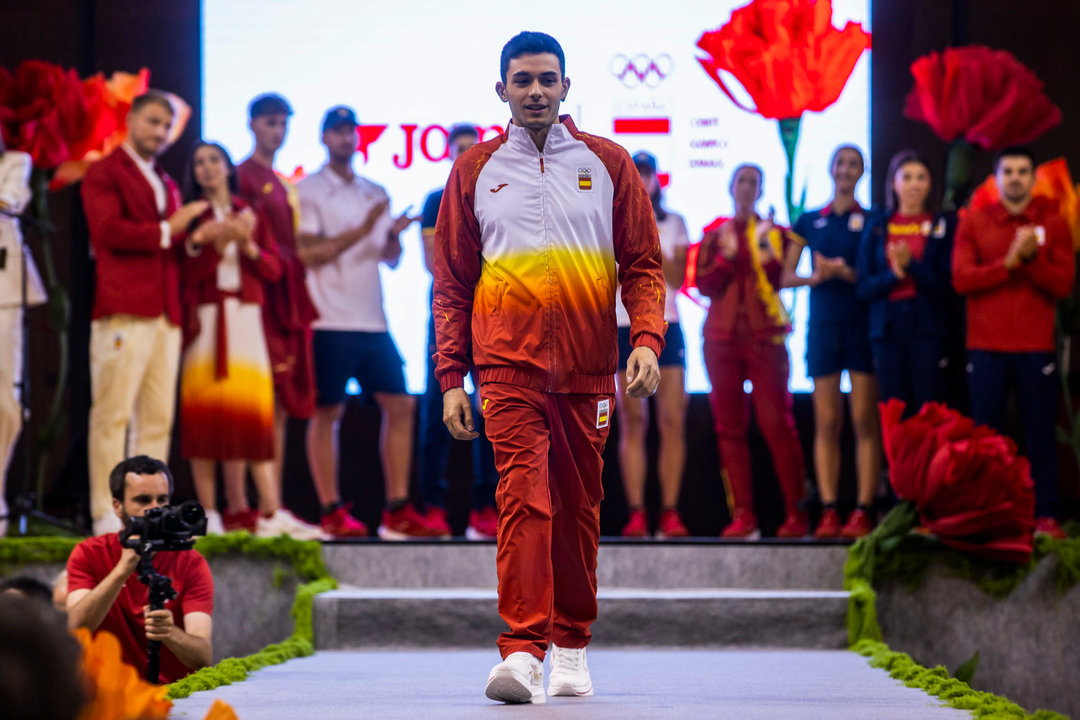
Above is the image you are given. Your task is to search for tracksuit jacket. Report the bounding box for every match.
[432,116,666,395]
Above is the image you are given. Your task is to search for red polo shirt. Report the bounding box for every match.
[67,534,214,684]
[953,196,1075,352]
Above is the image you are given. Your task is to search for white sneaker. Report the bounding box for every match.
[256,509,328,541]
[485,652,545,704]
[92,513,123,536]
[547,643,593,697]
[204,509,225,535]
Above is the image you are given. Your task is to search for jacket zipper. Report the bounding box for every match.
[539,152,555,391]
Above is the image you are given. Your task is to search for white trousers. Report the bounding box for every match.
[0,306,22,513]
[88,314,180,523]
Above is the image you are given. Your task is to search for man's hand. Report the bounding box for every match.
[389,208,421,236]
[166,200,210,236]
[1005,226,1039,269]
[625,346,660,399]
[443,387,479,440]
[119,546,140,575]
[144,606,175,642]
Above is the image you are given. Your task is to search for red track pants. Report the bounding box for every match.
[703,334,805,517]
[478,382,613,661]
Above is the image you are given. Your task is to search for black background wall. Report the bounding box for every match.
[2,0,1078,534]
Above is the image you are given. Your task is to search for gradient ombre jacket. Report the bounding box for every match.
[433,116,666,396]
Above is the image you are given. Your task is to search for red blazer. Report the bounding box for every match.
[81,148,184,325]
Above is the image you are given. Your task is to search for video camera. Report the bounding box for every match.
[118,501,207,552]
[117,501,207,683]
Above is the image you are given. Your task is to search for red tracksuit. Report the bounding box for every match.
[433,117,665,659]
[696,217,805,520]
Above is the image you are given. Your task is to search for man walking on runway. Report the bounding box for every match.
[433,31,666,704]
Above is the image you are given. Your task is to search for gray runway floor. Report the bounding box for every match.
[169,649,972,720]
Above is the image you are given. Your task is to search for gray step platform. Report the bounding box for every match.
[321,541,848,590]
[170,649,972,720]
[313,588,850,650]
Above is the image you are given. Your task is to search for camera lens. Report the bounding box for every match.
[177,500,205,528]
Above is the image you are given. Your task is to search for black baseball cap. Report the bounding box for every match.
[322,106,358,133]
[633,151,658,173]
[249,93,293,119]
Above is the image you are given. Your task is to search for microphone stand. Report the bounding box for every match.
[0,206,85,536]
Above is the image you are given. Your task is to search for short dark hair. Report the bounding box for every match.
[109,455,173,502]
[994,145,1036,173]
[500,31,565,83]
[182,140,240,203]
[249,93,293,120]
[730,162,764,189]
[130,90,175,117]
[0,576,53,604]
[830,144,865,172]
[0,595,86,720]
[885,149,934,216]
[448,123,479,144]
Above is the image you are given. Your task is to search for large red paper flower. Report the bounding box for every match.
[0,61,188,188]
[904,46,1062,151]
[696,0,870,120]
[880,400,1035,563]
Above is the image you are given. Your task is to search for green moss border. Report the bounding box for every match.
[845,505,1076,719]
[0,533,338,700]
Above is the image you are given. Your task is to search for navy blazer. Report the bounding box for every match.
[855,209,955,341]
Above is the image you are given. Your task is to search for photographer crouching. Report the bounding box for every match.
[66,456,213,683]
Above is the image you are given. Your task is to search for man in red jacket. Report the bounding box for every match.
[81,92,208,536]
[953,146,1076,540]
[434,31,664,704]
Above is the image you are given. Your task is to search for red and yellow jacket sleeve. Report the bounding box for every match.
[608,150,666,357]
[432,155,484,393]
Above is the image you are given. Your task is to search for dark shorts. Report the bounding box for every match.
[618,322,686,369]
[806,319,873,378]
[313,330,408,406]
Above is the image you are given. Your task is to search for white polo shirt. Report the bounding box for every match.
[616,210,690,327]
[297,166,394,332]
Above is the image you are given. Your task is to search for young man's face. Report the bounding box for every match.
[322,124,358,163]
[496,52,569,134]
[995,155,1035,205]
[112,472,170,528]
[250,113,289,156]
[126,103,174,159]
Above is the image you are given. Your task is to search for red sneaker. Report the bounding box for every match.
[423,507,453,538]
[1034,517,1067,540]
[813,508,842,539]
[466,507,498,540]
[721,509,760,540]
[621,509,649,537]
[320,503,368,538]
[656,509,689,539]
[840,509,874,538]
[222,508,257,533]
[776,511,809,538]
[378,503,447,540]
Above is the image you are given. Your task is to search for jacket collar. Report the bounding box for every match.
[505,115,577,155]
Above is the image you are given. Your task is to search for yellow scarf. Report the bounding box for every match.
[744,217,789,329]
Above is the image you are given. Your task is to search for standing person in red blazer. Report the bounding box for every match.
[80,92,209,536]
[696,164,807,540]
[953,146,1076,540]
[178,141,324,540]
